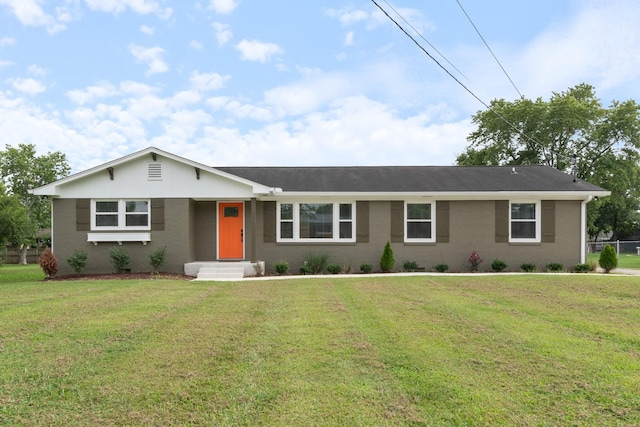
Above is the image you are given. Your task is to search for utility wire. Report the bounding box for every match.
[370,0,540,148]
[455,0,523,98]
[382,0,467,80]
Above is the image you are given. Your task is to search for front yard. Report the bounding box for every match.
[1,265,639,425]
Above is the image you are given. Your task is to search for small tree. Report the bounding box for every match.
[149,246,167,274]
[110,246,131,273]
[39,247,58,277]
[380,241,395,272]
[598,244,618,273]
[468,251,483,272]
[67,250,88,275]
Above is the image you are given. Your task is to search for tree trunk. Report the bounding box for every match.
[19,245,28,265]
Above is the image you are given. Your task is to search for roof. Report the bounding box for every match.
[217,165,607,194]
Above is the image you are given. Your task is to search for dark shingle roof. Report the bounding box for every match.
[217,165,605,193]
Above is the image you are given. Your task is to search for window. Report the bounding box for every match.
[277,202,355,242]
[510,201,540,242]
[405,202,435,242]
[92,199,150,230]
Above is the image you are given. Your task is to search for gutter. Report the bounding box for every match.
[580,196,593,264]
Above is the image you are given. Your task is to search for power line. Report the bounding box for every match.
[455,0,523,98]
[370,0,540,149]
[381,0,467,80]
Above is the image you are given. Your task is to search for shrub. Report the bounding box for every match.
[149,246,167,274]
[599,244,618,273]
[520,262,537,273]
[300,264,312,275]
[39,247,58,277]
[360,263,373,274]
[546,262,564,272]
[403,260,419,271]
[433,263,449,273]
[468,251,483,272]
[303,252,329,274]
[380,241,395,272]
[67,250,88,275]
[574,263,592,273]
[327,264,341,274]
[274,261,289,275]
[491,259,507,272]
[110,246,131,273]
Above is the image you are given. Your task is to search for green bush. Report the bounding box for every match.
[303,252,329,274]
[380,241,395,272]
[327,264,341,274]
[546,262,564,272]
[520,262,537,273]
[274,261,289,275]
[149,246,167,274]
[360,263,373,274]
[598,244,618,273]
[110,246,131,273]
[574,263,592,273]
[67,250,88,274]
[433,263,449,273]
[403,260,419,271]
[491,259,507,272]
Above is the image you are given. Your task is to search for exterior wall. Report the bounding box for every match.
[255,199,584,274]
[52,198,193,275]
[193,201,217,261]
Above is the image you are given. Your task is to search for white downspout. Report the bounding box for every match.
[580,196,592,264]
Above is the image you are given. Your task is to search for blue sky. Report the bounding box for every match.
[0,0,639,173]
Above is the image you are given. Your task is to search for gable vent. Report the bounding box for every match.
[148,162,163,181]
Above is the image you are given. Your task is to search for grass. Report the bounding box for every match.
[587,252,640,269]
[1,265,639,425]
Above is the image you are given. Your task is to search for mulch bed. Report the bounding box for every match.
[46,272,195,281]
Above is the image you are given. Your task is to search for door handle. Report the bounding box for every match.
[240,229,244,242]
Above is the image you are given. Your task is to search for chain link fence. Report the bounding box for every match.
[587,240,640,256]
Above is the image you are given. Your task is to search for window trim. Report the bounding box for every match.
[276,201,356,243]
[91,199,151,231]
[509,200,541,243]
[404,201,436,243]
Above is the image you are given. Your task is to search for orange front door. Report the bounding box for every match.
[218,202,244,259]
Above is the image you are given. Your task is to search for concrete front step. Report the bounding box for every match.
[196,267,245,280]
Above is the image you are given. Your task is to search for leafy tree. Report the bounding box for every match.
[0,184,31,258]
[457,84,640,240]
[598,244,618,273]
[0,144,70,263]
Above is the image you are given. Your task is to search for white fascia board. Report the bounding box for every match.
[259,190,611,201]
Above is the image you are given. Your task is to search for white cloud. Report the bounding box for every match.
[9,77,46,94]
[66,82,119,105]
[0,37,15,47]
[189,40,203,50]
[82,0,172,19]
[190,71,230,91]
[325,8,369,26]
[344,31,354,46]
[0,0,66,33]
[0,61,14,68]
[27,64,48,77]
[235,39,283,63]
[128,44,169,76]
[208,0,238,14]
[140,25,155,35]
[212,22,232,46]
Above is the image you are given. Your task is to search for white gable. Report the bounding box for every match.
[33,147,273,199]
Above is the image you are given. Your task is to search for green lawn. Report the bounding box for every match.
[587,252,640,269]
[1,265,639,426]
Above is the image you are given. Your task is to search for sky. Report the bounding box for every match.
[0,0,639,173]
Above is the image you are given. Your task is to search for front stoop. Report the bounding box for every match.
[186,261,263,281]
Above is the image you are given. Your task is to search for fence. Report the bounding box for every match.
[587,240,640,256]
[2,245,44,264]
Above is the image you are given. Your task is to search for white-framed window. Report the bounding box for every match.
[92,199,150,231]
[277,202,355,242]
[405,201,435,242]
[510,201,540,242]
